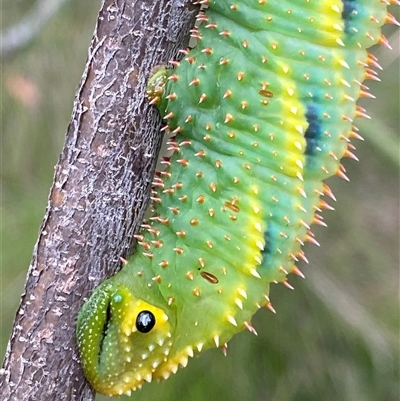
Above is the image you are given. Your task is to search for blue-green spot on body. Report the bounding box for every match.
[342,0,358,34]
[304,100,324,165]
[113,294,123,303]
[76,0,398,396]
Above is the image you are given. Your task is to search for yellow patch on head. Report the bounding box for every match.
[94,287,173,396]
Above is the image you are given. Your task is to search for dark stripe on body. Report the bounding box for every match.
[304,102,323,158]
[341,0,357,34]
[261,228,274,256]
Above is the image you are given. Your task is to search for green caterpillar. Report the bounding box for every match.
[76,0,398,396]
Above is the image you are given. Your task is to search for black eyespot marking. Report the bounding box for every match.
[136,310,156,333]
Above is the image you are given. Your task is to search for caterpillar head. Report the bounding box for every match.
[76,281,174,396]
[76,274,258,396]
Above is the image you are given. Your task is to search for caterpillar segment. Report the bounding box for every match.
[76,0,398,396]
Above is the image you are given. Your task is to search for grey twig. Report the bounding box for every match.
[1,0,71,57]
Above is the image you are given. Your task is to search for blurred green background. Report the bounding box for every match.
[1,2,399,401]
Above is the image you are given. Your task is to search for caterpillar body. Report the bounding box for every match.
[76,0,398,396]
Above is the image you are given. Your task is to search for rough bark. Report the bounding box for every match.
[0,1,197,400]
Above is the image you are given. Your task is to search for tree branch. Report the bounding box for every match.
[0,1,197,400]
